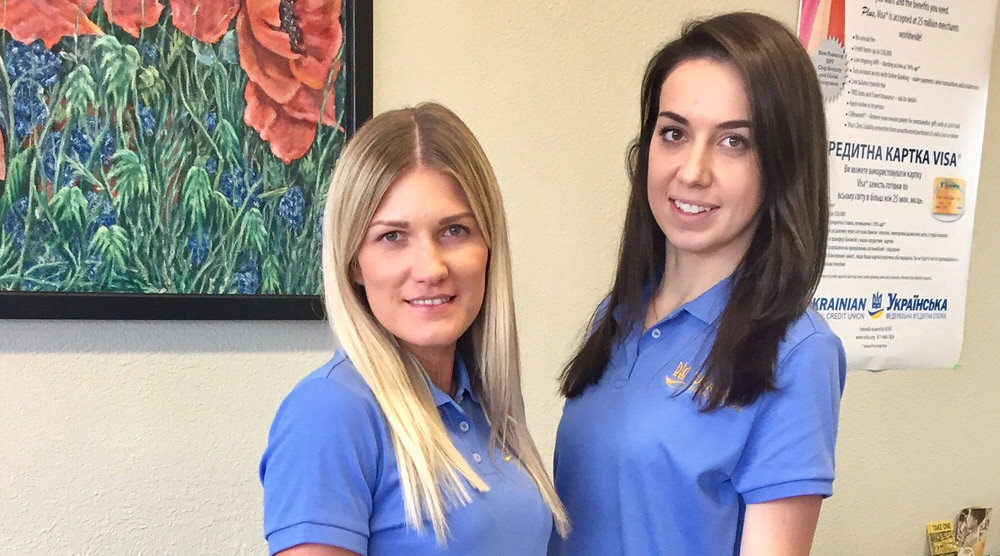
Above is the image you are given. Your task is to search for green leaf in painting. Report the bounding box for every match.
[257,186,289,200]
[64,66,97,121]
[239,208,267,256]
[94,36,140,104]
[213,118,242,165]
[261,254,281,295]
[108,150,149,215]
[211,191,234,228]
[90,224,130,272]
[2,147,35,207]
[180,166,212,229]
[136,66,165,107]
[48,186,88,239]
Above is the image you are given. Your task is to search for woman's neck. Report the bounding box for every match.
[645,246,742,328]
[408,345,456,398]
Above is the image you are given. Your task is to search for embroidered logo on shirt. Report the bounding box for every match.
[665,361,743,411]
[665,361,717,399]
[665,361,691,387]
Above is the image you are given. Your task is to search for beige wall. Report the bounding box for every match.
[2,1,998,553]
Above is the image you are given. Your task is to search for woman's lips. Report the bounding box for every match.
[406,295,456,306]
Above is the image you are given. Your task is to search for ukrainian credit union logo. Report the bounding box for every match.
[812,292,948,320]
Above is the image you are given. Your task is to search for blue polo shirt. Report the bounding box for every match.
[549,278,846,555]
[261,350,551,555]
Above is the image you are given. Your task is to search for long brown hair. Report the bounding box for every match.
[560,13,829,410]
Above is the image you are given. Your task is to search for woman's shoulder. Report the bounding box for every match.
[261,351,388,537]
[780,307,841,351]
[774,307,847,389]
[276,350,382,429]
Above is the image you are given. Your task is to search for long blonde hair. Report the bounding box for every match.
[321,102,568,542]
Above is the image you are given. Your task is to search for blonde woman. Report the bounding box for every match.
[260,102,568,555]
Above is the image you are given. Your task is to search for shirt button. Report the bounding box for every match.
[459,421,470,432]
[651,328,662,339]
[472,453,483,463]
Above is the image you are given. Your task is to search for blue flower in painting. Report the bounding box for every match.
[219,167,262,209]
[139,41,158,65]
[219,171,241,206]
[10,197,29,218]
[71,118,115,166]
[41,132,60,180]
[6,40,60,139]
[278,186,305,233]
[3,210,24,238]
[85,192,117,238]
[12,84,48,138]
[138,105,156,136]
[5,40,60,88]
[204,157,218,175]
[314,211,324,242]
[236,259,260,294]
[32,217,53,238]
[204,112,218,134]
[3,197,29,250]
[4,196,53,250]
[187,230,210,268]
[70,126,92,161]
[219,171,234,196]
[41,131,77,186]
[244,169,262,208]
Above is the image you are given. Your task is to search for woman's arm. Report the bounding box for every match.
[739,495,822,556]
[277,543,361,556]
[261,372,380,555]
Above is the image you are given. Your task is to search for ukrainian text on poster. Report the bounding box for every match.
[798,0,997,370]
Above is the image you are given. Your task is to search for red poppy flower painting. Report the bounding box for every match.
[0,0,370,317]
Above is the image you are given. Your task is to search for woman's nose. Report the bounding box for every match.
[677,143,712,187]
[410,239,448,283]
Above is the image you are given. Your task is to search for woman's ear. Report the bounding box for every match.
[350,260,364,286]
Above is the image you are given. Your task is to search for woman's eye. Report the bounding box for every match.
[659,127,684,142]
[444,224,468,237]
[379,231,400,242]
[721,135,749,149]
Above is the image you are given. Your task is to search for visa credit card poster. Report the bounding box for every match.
[798,0,997,370]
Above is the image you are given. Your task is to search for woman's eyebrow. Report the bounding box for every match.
[658,110,688,124]
[657,110,751,130]
[368,219,409,228]
[368,212,474,228]
[717,119,752,130]
[439,212,474,225]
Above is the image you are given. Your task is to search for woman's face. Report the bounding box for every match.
[354,167,489,367]
[646,57,763,268]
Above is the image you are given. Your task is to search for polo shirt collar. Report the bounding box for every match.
[611,274,733,329]
[681,276,731,327]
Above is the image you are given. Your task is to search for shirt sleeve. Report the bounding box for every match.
[732,330,847,504]
[260,376,383,555]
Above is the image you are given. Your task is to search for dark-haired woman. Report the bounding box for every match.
[548,12,846,556]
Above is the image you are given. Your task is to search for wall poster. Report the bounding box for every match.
[799,0,997,369]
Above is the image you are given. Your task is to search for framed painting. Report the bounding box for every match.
[0,0,372,319]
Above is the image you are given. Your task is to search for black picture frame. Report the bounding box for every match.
[0,0,372,320]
